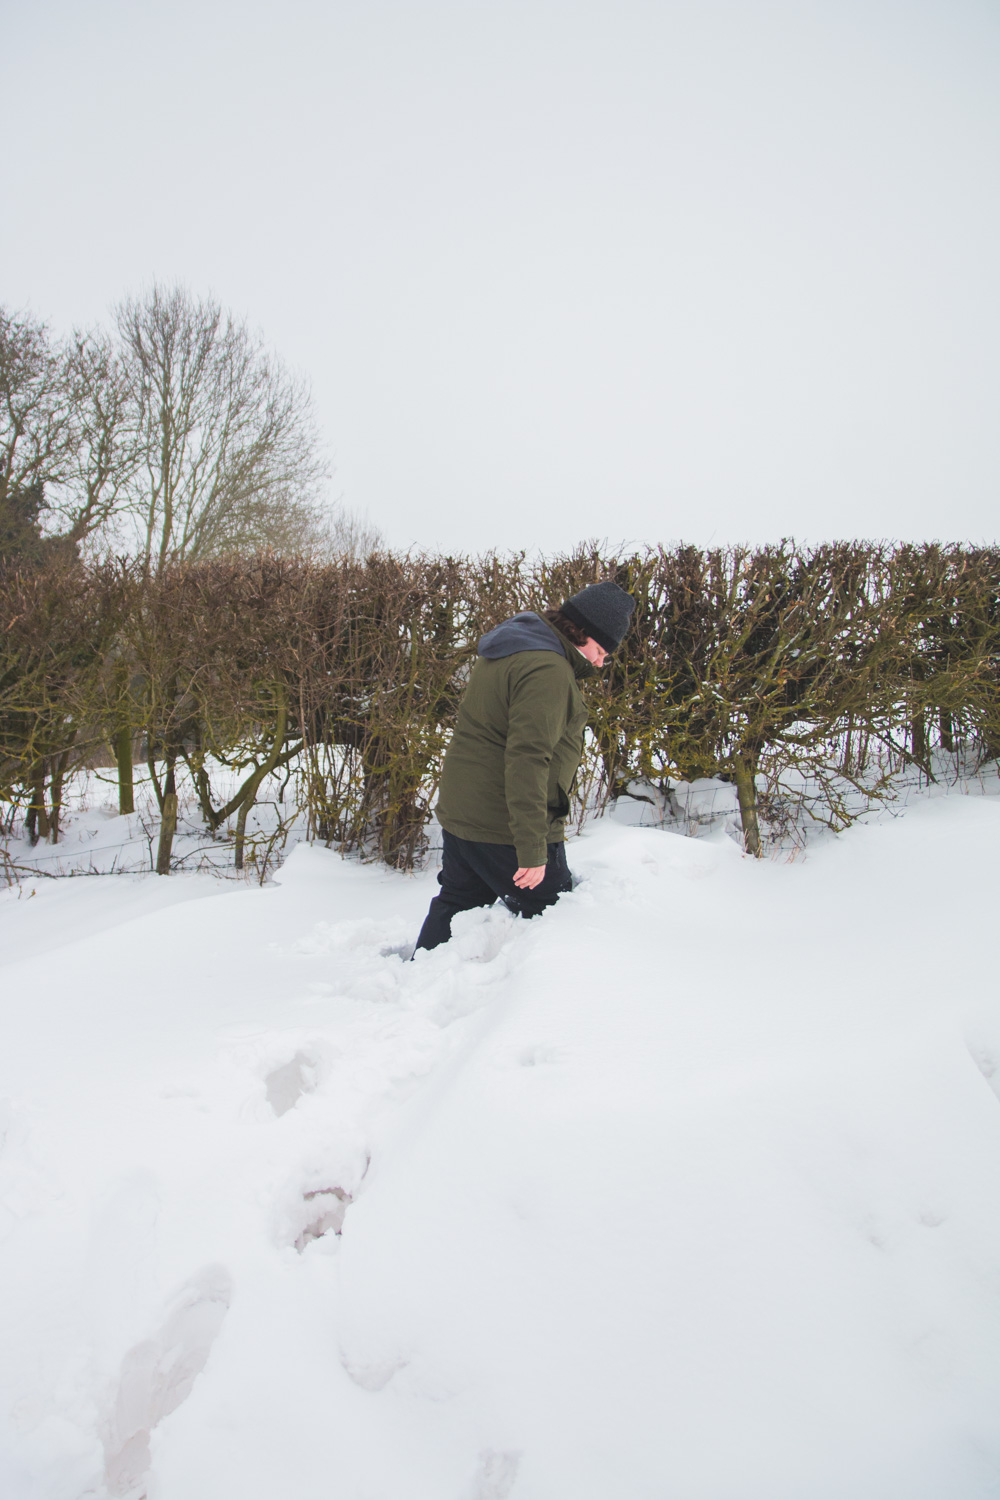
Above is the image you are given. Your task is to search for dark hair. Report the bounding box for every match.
[542,607,590,647]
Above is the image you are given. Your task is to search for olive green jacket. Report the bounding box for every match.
[436,620,595,866]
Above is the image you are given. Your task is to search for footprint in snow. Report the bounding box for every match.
[264,1049,322,1117]
[967,1039,1000,1101]
[339,1349,409,1392]
[517,1042,562,1068]
[102,1264,231,1499]
[462,1449,521,1499]
[286,1157,369,1251]
[293,1186,352,1250]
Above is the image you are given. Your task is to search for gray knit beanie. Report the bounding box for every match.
[560,580,635,653]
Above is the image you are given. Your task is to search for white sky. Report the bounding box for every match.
[3,0,999,554]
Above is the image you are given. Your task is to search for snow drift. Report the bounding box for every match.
[1,798,1000,1499]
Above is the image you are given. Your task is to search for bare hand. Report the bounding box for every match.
[513,865,546,890]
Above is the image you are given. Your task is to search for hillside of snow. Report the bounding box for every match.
[2,795,1000,1499]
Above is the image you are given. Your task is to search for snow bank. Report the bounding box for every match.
[1,799,999,1499]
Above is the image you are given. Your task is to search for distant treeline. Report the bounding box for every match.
[2,542,998,873]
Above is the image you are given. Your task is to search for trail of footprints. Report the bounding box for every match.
[96,1002,1000,1496]
[100,972,526,1498]
[100,1047,356,1498]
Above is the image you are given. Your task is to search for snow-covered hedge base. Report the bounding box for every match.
[2,793,1000,1498]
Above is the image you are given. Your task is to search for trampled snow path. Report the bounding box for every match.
[1,801,1000,1499]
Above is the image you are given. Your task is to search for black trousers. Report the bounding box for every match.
[414,830,574,952]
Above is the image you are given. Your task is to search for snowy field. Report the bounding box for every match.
[2,786,1000,1499]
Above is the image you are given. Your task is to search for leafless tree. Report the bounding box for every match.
[52,330,146,550]
[0,310,146,560]
[304,502,384,561]
[113,284,329,573]
[0,307,72,498]
[0,307,75,556]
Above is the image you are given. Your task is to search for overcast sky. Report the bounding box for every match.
[4,0,998,554]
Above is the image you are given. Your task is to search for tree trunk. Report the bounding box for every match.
[112,659,135,816]
[939,710,954,755]
[48,750,71,843]
[27,764,51,846]
[115,725,135,815]
[182,697,291,847]
[147,751,166,813]
[187,755,216,830]
[234,794,251,871]
[733,755,762,858]
[155,760,177,874]
[910,710,928,769]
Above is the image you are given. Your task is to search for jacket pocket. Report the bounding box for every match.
[548,784,571,819]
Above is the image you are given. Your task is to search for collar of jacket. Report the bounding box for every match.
[543,618,598,680]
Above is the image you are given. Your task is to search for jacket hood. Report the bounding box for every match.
[477,611,567,660]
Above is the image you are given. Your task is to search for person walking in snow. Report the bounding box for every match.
[413,579,636,952]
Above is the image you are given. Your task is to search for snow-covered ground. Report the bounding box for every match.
[2,790,1000,1499]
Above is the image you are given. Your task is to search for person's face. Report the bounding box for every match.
[578,636,610,667]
